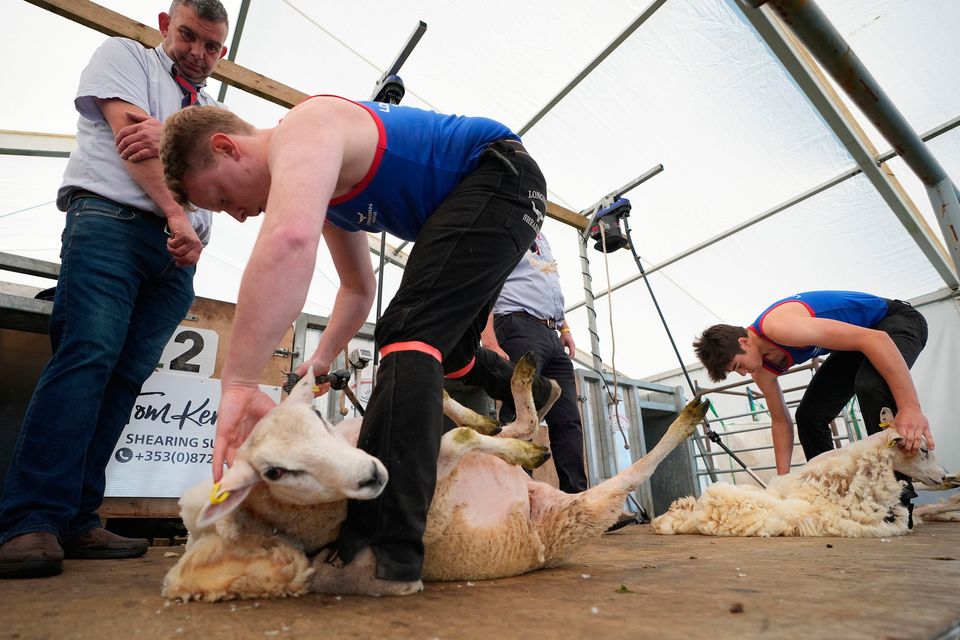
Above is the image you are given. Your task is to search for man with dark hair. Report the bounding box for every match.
[161,96,559,596]
[0,0,229,579]
[693,324,748,383]
[693,291,930,490]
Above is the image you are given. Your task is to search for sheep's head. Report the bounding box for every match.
[884,430,947,487]
[197,368,387,528]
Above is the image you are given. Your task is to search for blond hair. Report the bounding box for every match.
[161,106,255,206]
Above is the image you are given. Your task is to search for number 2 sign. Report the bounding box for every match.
[157,326,219,378]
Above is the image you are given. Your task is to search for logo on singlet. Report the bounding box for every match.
[357,204,378,226]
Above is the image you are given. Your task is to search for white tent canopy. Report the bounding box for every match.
[3,1,960,464]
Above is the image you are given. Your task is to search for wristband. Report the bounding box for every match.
[560,327,571,334]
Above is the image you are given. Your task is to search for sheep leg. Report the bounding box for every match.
[442,390,501,436]
[498,352,543,440]
[435,427,551,482]
[531,396,709,566]
[914,493,960,517]
[915,502,960,517]
[442,352,553,441]
[917,510,960,522]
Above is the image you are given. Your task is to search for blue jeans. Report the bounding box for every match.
[0,196,195,543]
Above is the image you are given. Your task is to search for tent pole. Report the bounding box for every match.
[742,0,960,283]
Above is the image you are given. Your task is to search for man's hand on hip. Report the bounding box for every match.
[560,330,576,358]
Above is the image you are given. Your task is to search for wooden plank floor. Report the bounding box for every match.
[2,523,959,640]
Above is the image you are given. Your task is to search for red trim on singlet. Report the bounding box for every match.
[289,95,387,207]
[379,341,442,363]
[748,325,793,375]
[444,357,476,379]
[752,300,816,375]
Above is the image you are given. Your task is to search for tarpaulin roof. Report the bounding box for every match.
[3,0,959,382]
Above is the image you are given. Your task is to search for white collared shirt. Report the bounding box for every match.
[57,38,220,244]
[493,231,566,326]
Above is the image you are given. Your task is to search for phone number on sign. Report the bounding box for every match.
[133,450,213,464]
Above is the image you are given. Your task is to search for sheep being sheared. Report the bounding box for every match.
[163,354,708,601]
[652,425,946,538]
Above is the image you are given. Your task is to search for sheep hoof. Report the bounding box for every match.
[510,441,552,470]
[513,352,537,387]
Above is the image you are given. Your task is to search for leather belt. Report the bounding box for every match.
[508,311,558,330]
[69,189,168,230]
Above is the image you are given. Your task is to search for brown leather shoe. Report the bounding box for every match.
[0,532,64,579]
[63,527,148,560]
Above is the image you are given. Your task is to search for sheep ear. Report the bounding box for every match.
[284,366,317,406]
[196,460,259,528]
[879,407,895,428]
[886,431,905,449]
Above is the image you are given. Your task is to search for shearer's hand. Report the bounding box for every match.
[213,383,277,482]
[295,355,333,397]
[893,405,934,453]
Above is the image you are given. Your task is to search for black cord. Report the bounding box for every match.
[620,216,760,481]
[622,217,693,392]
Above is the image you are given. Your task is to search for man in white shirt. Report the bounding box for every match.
[482,231,588,494]
[0,0,228,579]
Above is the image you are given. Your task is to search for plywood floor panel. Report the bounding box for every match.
[2,523,958,640]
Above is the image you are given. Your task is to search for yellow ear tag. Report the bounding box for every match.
[313,384,321,395]
[880,420,899,448]
[209,482,230,504]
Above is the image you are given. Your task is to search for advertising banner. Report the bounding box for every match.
[103,324,281,497]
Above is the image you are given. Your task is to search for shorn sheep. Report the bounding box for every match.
[651,418,947,538]
[913,473,960,522]
[914,492,960,522]
[163,354,709,601]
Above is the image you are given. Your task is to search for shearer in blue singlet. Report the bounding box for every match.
[160,96,561,595]
[749,291,892,375]
[692,290,930,526]
[324,97,520,241]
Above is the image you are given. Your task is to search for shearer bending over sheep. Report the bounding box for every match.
[163,361,710,601]
[161,99,563,596]
[652,418,946,538]
[693,290,930,526]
